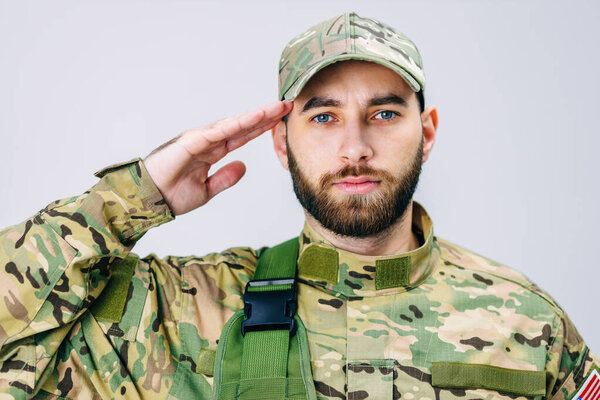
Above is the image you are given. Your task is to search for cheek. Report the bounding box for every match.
[298,147,333,178]
[290,134,337,171]
[372,133,422,169]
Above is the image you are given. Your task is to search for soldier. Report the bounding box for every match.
[1,11,598,400]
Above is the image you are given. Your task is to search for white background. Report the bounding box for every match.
[1,0,598,351]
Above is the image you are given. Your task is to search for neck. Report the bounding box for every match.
[304,201,420,256]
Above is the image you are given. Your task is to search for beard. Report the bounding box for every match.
[287,134,423,238]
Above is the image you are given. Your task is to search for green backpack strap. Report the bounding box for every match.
[212,238,317,400]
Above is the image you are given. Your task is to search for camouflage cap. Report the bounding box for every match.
[278,12,425,101]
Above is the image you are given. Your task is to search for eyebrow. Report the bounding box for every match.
[368,94,408,107]
[300,93,408,113]
[301,96,341,113]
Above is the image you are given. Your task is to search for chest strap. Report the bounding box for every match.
[212,237,317,400]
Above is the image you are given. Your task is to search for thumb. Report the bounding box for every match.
[206,160,246,200]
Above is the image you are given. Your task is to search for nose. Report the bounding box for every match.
[339,119,373,163]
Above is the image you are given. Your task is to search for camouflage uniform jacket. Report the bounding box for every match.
[1,158,598,400]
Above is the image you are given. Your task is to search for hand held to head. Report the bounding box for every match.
[142,101,292,216]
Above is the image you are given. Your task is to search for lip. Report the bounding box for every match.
[333,176,381,194]
[336,175,380,184]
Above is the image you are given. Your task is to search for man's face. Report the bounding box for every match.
[276,60,429,238]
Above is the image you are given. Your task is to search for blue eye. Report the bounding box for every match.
[312,114,333,123]
[374,111,397,120]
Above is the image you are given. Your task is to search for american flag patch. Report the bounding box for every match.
[574,370,600,400]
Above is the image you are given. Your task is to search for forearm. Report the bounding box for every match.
[0,158,174,347]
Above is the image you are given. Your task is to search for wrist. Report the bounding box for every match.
[92,158,175,243]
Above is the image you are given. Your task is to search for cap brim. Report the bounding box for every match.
[281,53,422,101]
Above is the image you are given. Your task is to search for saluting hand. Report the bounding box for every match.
[143,101,293,216]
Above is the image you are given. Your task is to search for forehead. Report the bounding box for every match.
[297,60,415,103]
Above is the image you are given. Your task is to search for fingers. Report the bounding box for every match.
[179,101,292,156]
[205,160,247,200]
[225,117,282,153]
[211,101,292,143]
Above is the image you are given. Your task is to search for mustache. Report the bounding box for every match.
[318,164,398,188]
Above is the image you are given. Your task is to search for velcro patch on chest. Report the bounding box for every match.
[572,369,600,400]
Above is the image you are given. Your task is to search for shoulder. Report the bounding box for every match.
[434,236,564,317]
[135,246,264,340]
[432,237,598,399]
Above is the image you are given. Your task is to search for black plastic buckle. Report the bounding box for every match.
[241,278,297,337]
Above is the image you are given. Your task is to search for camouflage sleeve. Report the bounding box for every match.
[547,310,600,399]
[0,158,174,395]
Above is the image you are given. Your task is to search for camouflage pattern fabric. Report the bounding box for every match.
[278,12,425,101]
[0,158,598,399]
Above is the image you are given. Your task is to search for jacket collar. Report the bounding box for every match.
[296,202,439,297]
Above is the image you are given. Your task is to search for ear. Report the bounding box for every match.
[271,119,289,171]
[420,105,438,163]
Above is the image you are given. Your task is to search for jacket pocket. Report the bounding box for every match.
[431,362,546,398]
[91,254,149,341]
[347,359,395,399]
